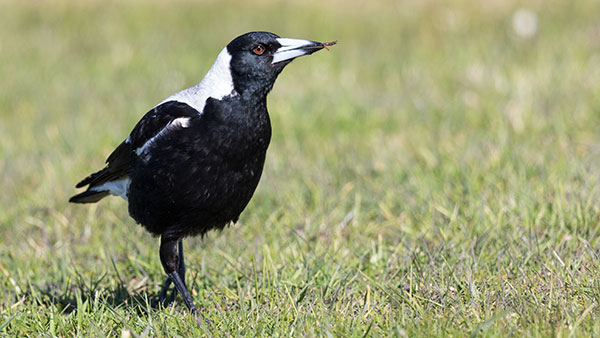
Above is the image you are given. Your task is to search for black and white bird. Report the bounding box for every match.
[69,31,336,313]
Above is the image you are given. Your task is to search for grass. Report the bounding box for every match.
[1,0,600,336]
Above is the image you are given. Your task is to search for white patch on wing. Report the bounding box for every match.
[135,117,191,158]
[175,117,190,128]
[159,48,236,113]
[91,178,131,201]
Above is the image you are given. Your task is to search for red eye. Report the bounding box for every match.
[253,45,265,55]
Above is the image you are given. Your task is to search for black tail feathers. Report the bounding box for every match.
[69,190,110,204]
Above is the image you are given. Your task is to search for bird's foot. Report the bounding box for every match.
[169,271,197,313]
[158,273,196,314]
[158,276,173,306]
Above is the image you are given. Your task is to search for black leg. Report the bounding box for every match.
[159,236,196,313]
[169,239,186,303]
[158,276,172,304]
[178,240,186,283]
[168,270,196,313]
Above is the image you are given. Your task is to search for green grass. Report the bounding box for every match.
[2,0,600,336]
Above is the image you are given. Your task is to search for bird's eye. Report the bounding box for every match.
[252,45,265,55]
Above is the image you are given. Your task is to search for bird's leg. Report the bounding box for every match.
[159,236,197,313]
[158,276,172,304]
[159,240,188,305]
[159,239,186,304]
[178,239,186,282]
[169,239,186,303]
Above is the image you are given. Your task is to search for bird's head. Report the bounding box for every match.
[223,31,335,97]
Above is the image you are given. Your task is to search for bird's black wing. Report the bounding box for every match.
[75,101,200,189]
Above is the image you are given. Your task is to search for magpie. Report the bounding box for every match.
[69,31,336,313]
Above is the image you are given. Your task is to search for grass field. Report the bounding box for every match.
[2,0,600,336]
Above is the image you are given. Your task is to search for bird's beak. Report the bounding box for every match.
[272,38,335,64]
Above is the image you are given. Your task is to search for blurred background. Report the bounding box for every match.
[1,0,600,335]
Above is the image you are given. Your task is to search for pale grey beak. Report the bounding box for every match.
[272,38,327,64]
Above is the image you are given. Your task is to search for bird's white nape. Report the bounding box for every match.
[160,48,236,113]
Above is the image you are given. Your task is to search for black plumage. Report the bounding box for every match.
[69,31,335,313]
[127,98,270,238]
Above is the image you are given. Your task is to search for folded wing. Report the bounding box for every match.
[70,101,200,203]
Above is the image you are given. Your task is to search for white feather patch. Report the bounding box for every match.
[135,117,191,157]
[91,178,131,201]
[160,48,236,113]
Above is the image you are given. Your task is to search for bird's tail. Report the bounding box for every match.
[69,190,110,203]
[70,166,126,204]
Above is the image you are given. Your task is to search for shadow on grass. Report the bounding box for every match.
[32,270,191,316]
